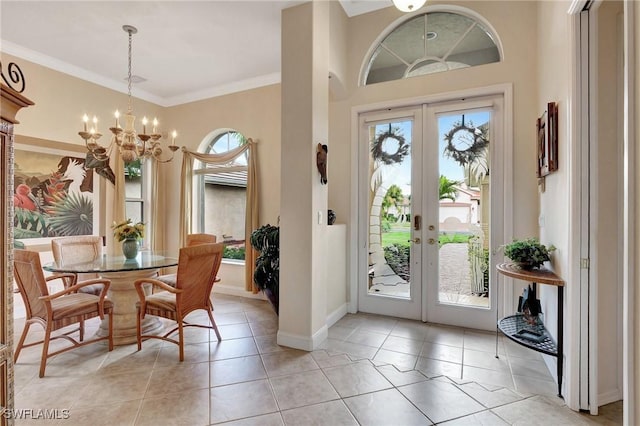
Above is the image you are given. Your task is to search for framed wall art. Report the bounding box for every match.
[13,135,100,244]
[536,101,559,178]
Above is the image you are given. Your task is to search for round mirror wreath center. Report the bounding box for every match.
[443,122,488,166]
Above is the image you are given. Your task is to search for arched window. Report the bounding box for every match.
[197,130,248,261]
[363,10,501,85]
[206,131,248,168]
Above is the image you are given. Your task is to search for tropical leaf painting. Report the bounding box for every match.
[13,147,94,239]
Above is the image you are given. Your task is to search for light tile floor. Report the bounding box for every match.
[11,293,621,425]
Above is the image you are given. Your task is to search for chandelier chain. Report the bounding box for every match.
[127,29,133,114]
[78,24,178,171]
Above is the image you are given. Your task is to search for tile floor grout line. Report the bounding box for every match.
[12,296,618,424]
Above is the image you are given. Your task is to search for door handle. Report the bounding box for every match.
[408,238,421,244]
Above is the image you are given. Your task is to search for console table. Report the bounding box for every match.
[495,262,564,398]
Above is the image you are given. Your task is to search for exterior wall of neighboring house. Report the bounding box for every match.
[439,204,472,227]
[203,184,246,244]
[439,185,480,226]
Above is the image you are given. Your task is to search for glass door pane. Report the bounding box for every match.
[436,111,491,308]
[368,119,414,299]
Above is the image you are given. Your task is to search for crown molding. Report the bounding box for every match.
[2,40,281,107]
[1,40,165,105]
[163,72,281,107]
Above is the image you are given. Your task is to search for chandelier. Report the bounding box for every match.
[392,0,427,12]
[79,25,178,165]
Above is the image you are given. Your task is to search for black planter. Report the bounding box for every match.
[328,209,336,225]
[264,288,279,315]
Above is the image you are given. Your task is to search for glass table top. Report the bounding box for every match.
[42,251,179,273]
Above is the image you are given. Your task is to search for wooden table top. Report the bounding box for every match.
[496,262,564,286]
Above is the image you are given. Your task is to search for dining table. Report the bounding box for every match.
[43,251,179,346]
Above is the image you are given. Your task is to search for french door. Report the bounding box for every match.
[358,96,503,330]
[358,107,424,320]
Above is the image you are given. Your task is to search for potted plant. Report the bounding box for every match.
[250,224,279,314]
[502,238,555,270]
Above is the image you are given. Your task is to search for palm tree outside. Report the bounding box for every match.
[439,175,461,201]
[382,184,404,221]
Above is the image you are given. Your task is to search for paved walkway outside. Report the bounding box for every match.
[438,243,472,295]
[370,242,489,307]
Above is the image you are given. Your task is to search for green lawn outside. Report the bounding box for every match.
[381,231,471,247]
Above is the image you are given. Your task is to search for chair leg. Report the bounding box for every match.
[207,309,222,341]
[39,324,53,378]
[13,322,32,363]
[79,318,85,341]
[136,306,142,352]
[108,310,114,351]
[178,320,184,362]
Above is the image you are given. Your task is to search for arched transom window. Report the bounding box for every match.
[363,10,501,85]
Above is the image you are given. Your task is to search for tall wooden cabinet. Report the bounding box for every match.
[1,83,33,425]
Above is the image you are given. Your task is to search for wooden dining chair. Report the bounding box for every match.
[155,233,217,288]
[13,249,114,377]
[134,243,224,361]
[51,235,104,296]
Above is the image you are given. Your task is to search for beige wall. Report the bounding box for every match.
[3,0,543,329]
[0,52,281,292]
[536,0,625,407]
[0,54,164,146]
[165,84,282,253]
[326,224,347,319]
[331,0,540,240]
[329,1,540,316]
[279,1,330,348]
[535,0,572,400]
[328,2,350,225]
[1,52,164,242]
[328,0,350,100]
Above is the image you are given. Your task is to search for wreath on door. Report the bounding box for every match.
[371,127,409,165]
[443,122,488,166]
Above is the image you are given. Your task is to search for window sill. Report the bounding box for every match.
[222,258,245,266]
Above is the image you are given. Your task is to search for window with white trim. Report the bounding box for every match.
[124,159,149,245]
[363,11,501,85]
[197,130,248,261]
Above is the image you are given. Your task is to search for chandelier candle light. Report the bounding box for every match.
[79,25,178,164]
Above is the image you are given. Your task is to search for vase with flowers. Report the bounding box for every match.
[112,219,145,260]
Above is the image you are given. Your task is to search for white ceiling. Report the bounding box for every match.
[1,0,392,107]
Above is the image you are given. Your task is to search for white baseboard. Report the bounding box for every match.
[326,303,348,328]
[277,325,328,351]
[211,289,346,351]
[598,389,622,407]
[212,284,267,300]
